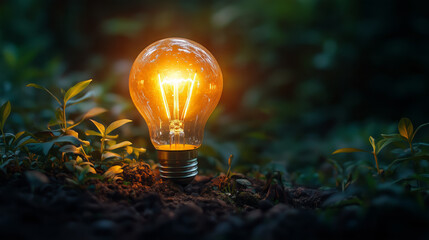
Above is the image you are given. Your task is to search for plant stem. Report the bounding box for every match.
[63,104,67,131]
[409,141,414,154]
[100,138,105,158]
[373,152,380,175]
[1,129,6,153]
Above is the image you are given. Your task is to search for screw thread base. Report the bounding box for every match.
[158,149,198,185]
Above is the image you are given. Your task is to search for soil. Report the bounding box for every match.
[0,164,428,240]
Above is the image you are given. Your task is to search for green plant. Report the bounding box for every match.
[85,119,145,162]
[65,156,97,186]
[25,80,105,166]
[0,101,11,150]
[226,154,233,180]
[27,80,106,134]
[332,136,394,175]
[332,117,429,191]
[382,117,429,154]
[102,165,123,181]
[218,154,237,194]
[328,158,363,191]
[0,101,35,174]
[0,101,11,154]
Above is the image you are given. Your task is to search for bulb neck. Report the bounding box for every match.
[157,148,198,185]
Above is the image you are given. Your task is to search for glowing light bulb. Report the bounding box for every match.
[129,38,223,184]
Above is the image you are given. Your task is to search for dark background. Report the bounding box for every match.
[1,0,428,186]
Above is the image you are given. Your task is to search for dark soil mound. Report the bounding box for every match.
[0,171,427,240]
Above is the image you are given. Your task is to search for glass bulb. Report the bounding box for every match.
[129,38,223,184]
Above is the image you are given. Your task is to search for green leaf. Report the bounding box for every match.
[82,107,107,120]
[381,133,402,139]
[375,138,400,154]
[13,131,26,143]
[0,101,11,130]
[68,107,107,130]
[412,122,429,141]
[327,159,343,174]
[64,79,92,105]
[89,119,105,135]
[78,165,93,182]
[66,91,94,106]
[107,141,132,150]
[105,134,119,139]
[105,119,132,135]
[103,165,123,179]
[332,148,369,155]
[27,135,85,156]
[85,130,102,137]
[15,136,34,148]
[65,161,76,172]
[26,83,62,106]
[369,136,376,152]
[388,155,429,170]
[398,117,413,141]
[65,178,79,186]
[59,145,81,154]
[102,151,121,161]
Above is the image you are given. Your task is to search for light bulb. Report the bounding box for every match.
[129,38,223,184]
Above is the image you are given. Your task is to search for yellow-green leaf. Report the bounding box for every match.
[103,165,123,179]
[398,117,413,141]
[133,147,146,153]
[82,107,106,120]
[381,133,401,139]
[0,101,11,130]
[85,130,102,137]
[107,141,132,150]
[332,148,368,155]
[26,83,62,106]
[412,122,429,142]
[105,119,132,135]
[102,151,120,161]
[87,166,97,174]
[228,154,233,166]
[369,136,376,152]
[126,146,133,155]
[64,79,92,104]
[376,138,399,154]
[105,134,119,139]
[89,119,105,135]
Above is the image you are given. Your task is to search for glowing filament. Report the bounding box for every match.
[158,73,197,124]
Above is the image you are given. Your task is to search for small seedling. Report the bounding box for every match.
[382,117,429,154]
[86,119,134,161]
[27,80,106,133]
[0,101,35,174]
[226,154,233,180]
[332,117,429,191]
[102,165,123,181]
[65,156,97,186]
[332,135,393,175]
[0,101,11,151]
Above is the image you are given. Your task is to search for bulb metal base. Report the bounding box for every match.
[158,149,198,185]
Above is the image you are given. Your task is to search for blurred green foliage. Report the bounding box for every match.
[1,0,429,189]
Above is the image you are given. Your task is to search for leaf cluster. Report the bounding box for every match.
[332,117,429,191]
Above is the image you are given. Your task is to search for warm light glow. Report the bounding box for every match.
[129,38,222,151]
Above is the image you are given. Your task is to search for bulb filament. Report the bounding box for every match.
[158,72,197,149]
